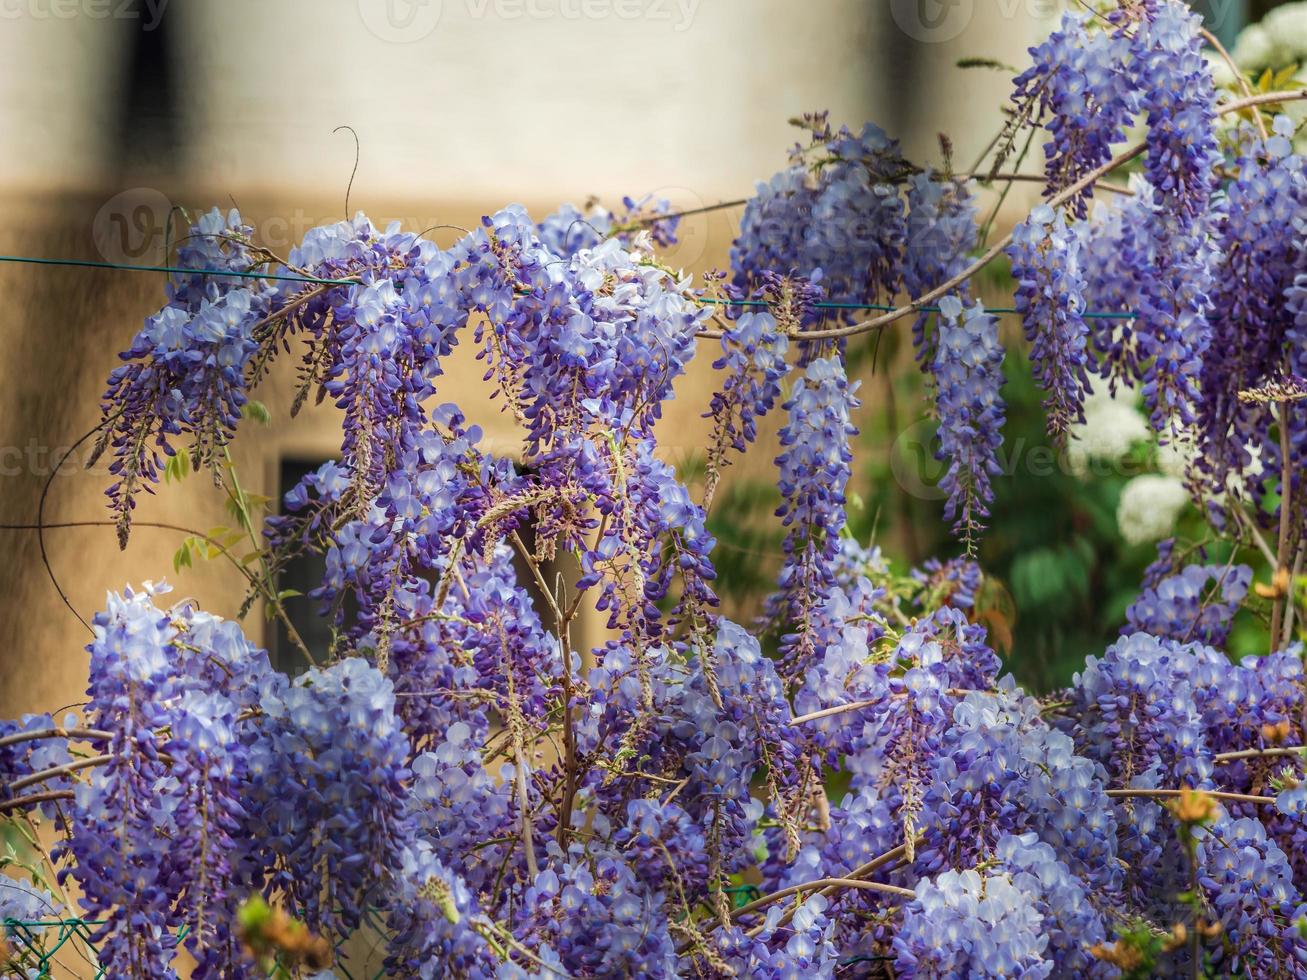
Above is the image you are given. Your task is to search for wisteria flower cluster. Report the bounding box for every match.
[5,2,1307,977]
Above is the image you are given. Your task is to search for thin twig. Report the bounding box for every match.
[1270,399,1293,647]
[1105,788,1275,805]
[1213,745,1305,763]
[0,790,74,814]
[730,877,915,922]
[1201,27,1267,141]
[790,690,975,726]
[0,727,112,749]
[1230,505,1278,566]
[0,517,315,667]
[37,419,115,632]
[8,754,112,794]
[1283,543,1305,647]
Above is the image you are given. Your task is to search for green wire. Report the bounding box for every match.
[696,296,1137,319]
[0,253,1139,320]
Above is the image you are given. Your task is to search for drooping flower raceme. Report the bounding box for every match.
[1008,203,1091,440]
[773,356,860,679]
[7,40,1307,976]
[931,295,1006,545]
[1012,11,1137,215]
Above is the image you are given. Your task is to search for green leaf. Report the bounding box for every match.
[1273,63,1301,88]
[243,400,272,426]
[955,56,1018,73]
[164,452,192,484]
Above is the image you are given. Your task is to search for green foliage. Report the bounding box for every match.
[243,400,273,426]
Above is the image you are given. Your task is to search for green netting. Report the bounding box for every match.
[0,918,400,979]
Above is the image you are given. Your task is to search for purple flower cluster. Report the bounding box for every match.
[773,357,860,678]
[731,122,907,320]
[902,172,977,365]
[11,47,1307,976]
[243,658,413,938]
[1200,119,1307,516]
[1008,203,1091,439]
[703,310,790,500]
[1134,1,1220,221]
[1012,12,1137,215]
[61,584,273,979]
[932,295,1006,544]
[1125,560,1252,647]
[894,863,1051,977]
[1013,2,1220,433]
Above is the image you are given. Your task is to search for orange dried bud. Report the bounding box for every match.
[1090,941,1145,970]
[1262,719,1292,744]
[1167,788,1218,826]
[1161,922,1188,952]
[1255,567,1292,599]
[237,896,333,972]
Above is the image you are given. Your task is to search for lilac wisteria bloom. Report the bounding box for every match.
[1013,11,1137,215]
[8,23,1307,970]
[774,357,860,678]
[1008,203,1091,440]
[932,295,1005,545]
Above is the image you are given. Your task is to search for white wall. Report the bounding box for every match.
[0,0,1053,202]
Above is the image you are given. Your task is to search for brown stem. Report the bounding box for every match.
[8,754,112,794]
[0,790,74,814]
[1214,745,1305,763]
[1284,544,1305,647]
[1200,28,1268,141]
[1271,399,1293,648]
[746,839,921,939]
[1105,788,1274,805]
[0,726,112,749]
[732,877,916,920]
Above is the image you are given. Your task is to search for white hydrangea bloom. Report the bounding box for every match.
[1231,22,1278,70]
[1156,438,1191,479]
[1117,474,1189,546]
[1261,3,1307,61]
[1066,384,1150,477]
